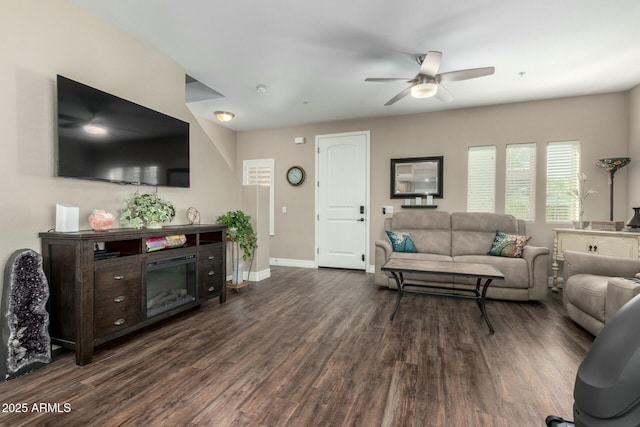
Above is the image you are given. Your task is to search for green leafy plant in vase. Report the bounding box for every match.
[216,210,257,260]
[120,192,176,229]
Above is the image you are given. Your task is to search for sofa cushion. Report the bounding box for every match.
[564,274,608,322]
[487,231,531,258]
[451,212,519,256]
[386,211,451,255]
[385,230,417,253]
[452,255,529,289]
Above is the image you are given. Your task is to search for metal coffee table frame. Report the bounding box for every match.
[381,259,504,333]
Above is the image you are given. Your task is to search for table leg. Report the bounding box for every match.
[479,278,495,334]
[389,271,404,320]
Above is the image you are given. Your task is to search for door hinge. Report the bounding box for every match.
[362,254,365,262]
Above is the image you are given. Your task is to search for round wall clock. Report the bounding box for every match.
[286,166,305,186]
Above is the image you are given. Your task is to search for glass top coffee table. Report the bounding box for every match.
[381,259,504,333]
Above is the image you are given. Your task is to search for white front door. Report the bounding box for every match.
[316,131,369,270]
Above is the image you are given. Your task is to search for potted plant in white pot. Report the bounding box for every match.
[216,210,257,285]
[120,192,176,229]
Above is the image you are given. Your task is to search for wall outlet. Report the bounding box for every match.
[383,206,394,215]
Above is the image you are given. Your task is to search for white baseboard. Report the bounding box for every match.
[249,268,271,282]
[269,258,374,273]
[270,258,317,269]
[226,268,271,283]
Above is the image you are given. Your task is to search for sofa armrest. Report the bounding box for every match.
[522,245,549,260]
[374,240,393,287]
[522,245,550,300]
[606,278,640,322]
[375,239,392,261]
[563,251,640,283]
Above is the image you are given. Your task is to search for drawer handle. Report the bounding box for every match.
[114,295,126,303]
[208,286,215,292]
[208,271,215,276]
[113,275,125,280]
[114,318,125,326]
[208,255,215,260]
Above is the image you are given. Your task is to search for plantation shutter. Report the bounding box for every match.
[243,159,275,235]
[467,146,496,213]
[505,143,536,221]
[546,141,580,222]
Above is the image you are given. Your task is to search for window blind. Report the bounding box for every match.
[546,141,580,222]
[505,143,536,221]
[467,145,496,213]
[243,159,275,235]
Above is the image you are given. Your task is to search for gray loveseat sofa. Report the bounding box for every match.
[563,250,640,335]
[374,211,550,301]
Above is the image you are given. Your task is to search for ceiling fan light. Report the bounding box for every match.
[411,82,438,98]
[214,111,235,122]
[83,124,107,135]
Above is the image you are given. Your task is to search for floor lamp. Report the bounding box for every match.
[596,157,631,221]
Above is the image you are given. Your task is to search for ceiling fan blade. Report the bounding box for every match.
[438,66,495,82]
[365,78,412,82]
[435,84,454,102]
[384,86,412,106]
[60,122,83,128]
[419,51,442,76]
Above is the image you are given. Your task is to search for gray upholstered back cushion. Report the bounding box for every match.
[385,211,451,255]
[451,212,520,256]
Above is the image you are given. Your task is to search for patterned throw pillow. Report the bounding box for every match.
[385,230,417,253]
[487,230,531,258]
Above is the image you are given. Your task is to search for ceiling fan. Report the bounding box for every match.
[365,51,495,106]
[59,110,140,135]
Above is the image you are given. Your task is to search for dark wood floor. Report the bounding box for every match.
[0,266,593,426]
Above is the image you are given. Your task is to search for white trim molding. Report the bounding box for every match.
[248,268,271,282]
[270,258,317,269]
[226,268,271,283]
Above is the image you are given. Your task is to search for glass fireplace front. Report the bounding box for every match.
[146,254,196,318]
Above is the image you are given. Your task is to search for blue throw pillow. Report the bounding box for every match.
[385,230,417,253]
[487,230,530,258]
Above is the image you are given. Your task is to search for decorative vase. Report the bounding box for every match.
[146,222,163,229]
[572,221,590,230]
[627,207,640,228]
[88,210,116,231]
[232,257,244,284]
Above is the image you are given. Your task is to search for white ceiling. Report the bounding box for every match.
[72,0,640,132]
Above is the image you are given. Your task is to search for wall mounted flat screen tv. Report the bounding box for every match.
[56,75,190,187]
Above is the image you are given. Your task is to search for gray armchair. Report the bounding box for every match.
[563,250,640,335]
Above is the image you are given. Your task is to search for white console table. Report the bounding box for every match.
[552,228,640,291]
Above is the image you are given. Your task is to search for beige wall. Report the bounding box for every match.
[237,93,630,269]
[0,0,241,296]
[242,185,271,278]
[628,84,640,209]
[1,0,633,285]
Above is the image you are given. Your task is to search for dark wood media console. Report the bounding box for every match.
[39,224,226,365]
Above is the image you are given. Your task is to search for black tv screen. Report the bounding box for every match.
[56,75,190,187]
